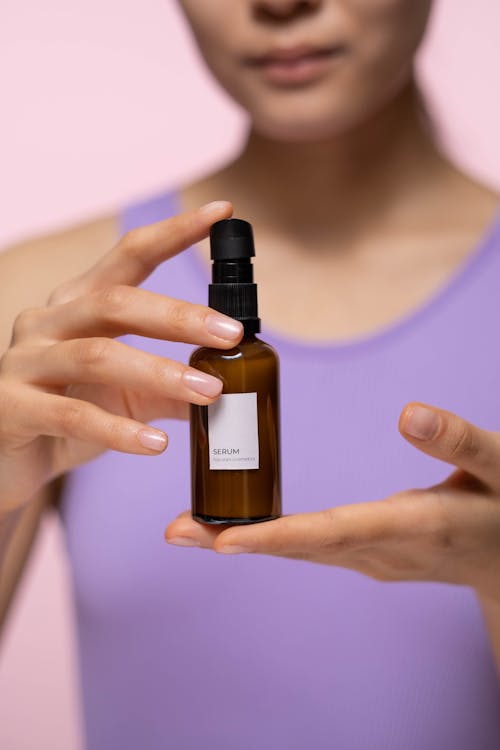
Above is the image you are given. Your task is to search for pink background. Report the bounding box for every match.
[0,1,499,747]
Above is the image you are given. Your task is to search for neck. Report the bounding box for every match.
[215,81,445,243]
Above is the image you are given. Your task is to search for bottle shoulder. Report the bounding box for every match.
[190,335,278,366]
[189,336,279,373]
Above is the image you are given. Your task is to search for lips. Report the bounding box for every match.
[243,44,346,86]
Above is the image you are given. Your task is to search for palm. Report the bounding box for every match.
[165,405,500,603]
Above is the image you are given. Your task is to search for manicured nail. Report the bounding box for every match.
[403,406,440,441]
[217,546,248,555]
[205,313,243,341]
[137,428,168,451]
[167,537,200,547]
[183,369,222,398]
[199,201,230,214]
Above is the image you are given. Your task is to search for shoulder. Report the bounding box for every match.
[443,168,499,243]
[1,214,118,295]
[2,213,118,279]
[0,214,118,351]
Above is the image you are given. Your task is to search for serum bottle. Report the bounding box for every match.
[189,218,281,525]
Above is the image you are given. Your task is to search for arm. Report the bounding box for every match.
[0,200,240,631]
[0,215,116,631]
[0,481,60,630]
[477,593,500,675]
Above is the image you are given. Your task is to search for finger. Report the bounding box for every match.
[32,285,242,347]
[47,202,232,304]
[165,511,225,548]
[1,384,168,456]
[166,501,406,560]
[7,338,224,405]
[399,402,500,491]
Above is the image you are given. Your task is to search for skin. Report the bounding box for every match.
[0,203,244,622]
[1,0,499,670]
[164,0,500,658]
[166,406,500,606]
[0,203,242,513]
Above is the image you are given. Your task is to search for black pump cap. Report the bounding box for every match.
[208,217,260,334]
[210,218,255,260]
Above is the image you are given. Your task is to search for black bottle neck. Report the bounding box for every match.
[208,257,261,334]
[212,258,253,283]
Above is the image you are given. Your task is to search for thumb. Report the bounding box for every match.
[399,402,500,491]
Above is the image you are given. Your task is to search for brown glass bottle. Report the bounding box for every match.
[190,335,281,524]
[189,218,281,525]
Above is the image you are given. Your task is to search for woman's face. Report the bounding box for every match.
[179,0,432,142]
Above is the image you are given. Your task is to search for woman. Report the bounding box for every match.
[1,0,500,747]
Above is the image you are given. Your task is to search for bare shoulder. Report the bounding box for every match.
[0,214,119,351]
[445,166,499,234]
[460,176,499,217]
[0,214,119,307]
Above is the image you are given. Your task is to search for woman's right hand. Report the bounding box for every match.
[0,201,242,512]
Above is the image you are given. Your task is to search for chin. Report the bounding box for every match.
[239,82,373,144]
[250,109,359,144]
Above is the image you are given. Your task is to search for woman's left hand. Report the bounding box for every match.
[165,403,500,603]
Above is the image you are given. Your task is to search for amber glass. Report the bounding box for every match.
[189,333,281,525]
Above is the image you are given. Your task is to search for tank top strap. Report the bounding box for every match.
[120,189,179,233]
[119,189,204,305]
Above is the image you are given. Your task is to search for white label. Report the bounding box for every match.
[208,392,259,470]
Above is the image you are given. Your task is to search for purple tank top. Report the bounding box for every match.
[61,190,500,749]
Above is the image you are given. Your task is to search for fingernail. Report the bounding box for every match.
[183,369,222,398]
[205,313,243,341]
[218,546,248,555]
[167,537,200,547]
[403,406,440,440]
[137,428,168,451]
[199,201,230,214]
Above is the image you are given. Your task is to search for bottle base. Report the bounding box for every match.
[193,512,280,526]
